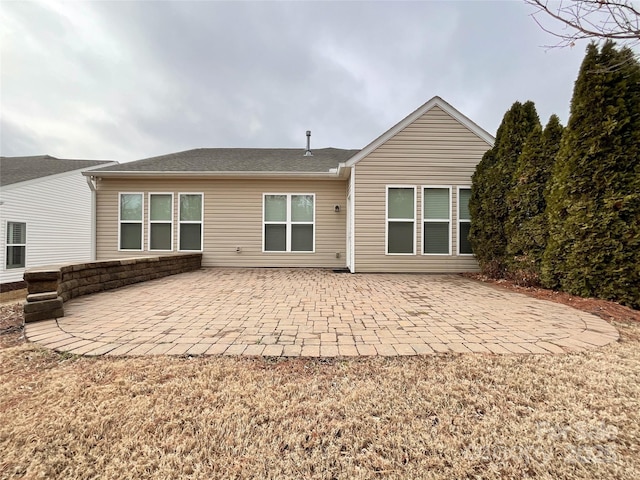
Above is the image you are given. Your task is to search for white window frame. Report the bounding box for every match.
[457,186,473,256]
[148,192,174,252]
[385,185,416,255]
[118,192,144,252]
[262,193,316,253]
[178,193,204,252]
[422,186,452,256]
[5,221,26,269]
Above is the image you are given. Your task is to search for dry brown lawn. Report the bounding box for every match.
[1,285,639,479]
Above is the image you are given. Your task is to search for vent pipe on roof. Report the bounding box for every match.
[304,130,313,156]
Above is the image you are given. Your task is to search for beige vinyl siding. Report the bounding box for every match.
[353,105,491,273]
[96,178,347,268]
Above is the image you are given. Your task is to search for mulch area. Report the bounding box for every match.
[463,273,640,326]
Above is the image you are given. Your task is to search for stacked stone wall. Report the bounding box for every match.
[23,254,202,322]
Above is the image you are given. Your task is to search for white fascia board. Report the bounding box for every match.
[344,96,495,168]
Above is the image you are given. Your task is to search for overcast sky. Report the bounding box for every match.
[0,1,606,163]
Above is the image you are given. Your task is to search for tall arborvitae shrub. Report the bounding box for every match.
[542,41,640,308]
[469,149,498,273]
[505,115,563,284]
[469,101,540,276]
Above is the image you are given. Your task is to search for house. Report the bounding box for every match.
[85,96,494,273]
[0,155,117,288]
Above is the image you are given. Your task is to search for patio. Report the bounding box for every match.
[24,268,619,356]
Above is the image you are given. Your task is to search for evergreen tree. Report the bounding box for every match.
[542,41,640,308]
[469,101,540,276]
[505,115,563,284]
[469,149,499,273]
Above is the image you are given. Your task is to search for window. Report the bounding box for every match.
[458,187,473,255]
[423,187,451,255]
[386,186,415,254]
[263,194,314,252]
[179,193,203,251]
[119,193,143,250]
[6,222,26,269]
[149,193,173,251]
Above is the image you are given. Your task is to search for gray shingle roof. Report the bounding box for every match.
[92,148,360,174]
[0,155,115,187]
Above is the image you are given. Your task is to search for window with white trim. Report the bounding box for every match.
[423,187,451,255]
[179,193,203,251]
[6,222,26,269]
[263,194,314,252]
[386,186,415,254]
[119,193,143,250]
[458,187,473,255]
[149,193,173,251]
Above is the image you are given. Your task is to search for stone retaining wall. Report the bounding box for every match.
[0,280,27,293]
[23,254,202,323]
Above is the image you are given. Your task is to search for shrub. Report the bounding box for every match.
[542,41,640,308]
[505,115,563,285]
[469,101,540,277]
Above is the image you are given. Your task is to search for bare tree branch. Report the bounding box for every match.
[526,0,640,48]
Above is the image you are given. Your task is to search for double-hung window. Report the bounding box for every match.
[386,186,415,254]
[149,193,173,251]
[458,187,473,255]
[179,193,203,251]
[119,193,143,250]
[6,222,26,269]
[263,194,314,252]
[423,187,451,255]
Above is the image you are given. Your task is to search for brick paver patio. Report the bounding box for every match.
[24,268,619,357]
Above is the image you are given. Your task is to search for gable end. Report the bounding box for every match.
[345,96,494,167]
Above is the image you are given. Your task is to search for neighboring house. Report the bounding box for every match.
[86,96,494,273]
[0,155,117,287]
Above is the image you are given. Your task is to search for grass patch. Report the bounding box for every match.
[1,323,639,479]
[1,288,639,479]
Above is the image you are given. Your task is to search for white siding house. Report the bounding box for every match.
[0,156,117,286]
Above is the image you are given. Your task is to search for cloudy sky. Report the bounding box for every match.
[0,1,605,163]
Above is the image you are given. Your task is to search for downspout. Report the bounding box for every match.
[85,176,97,261]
